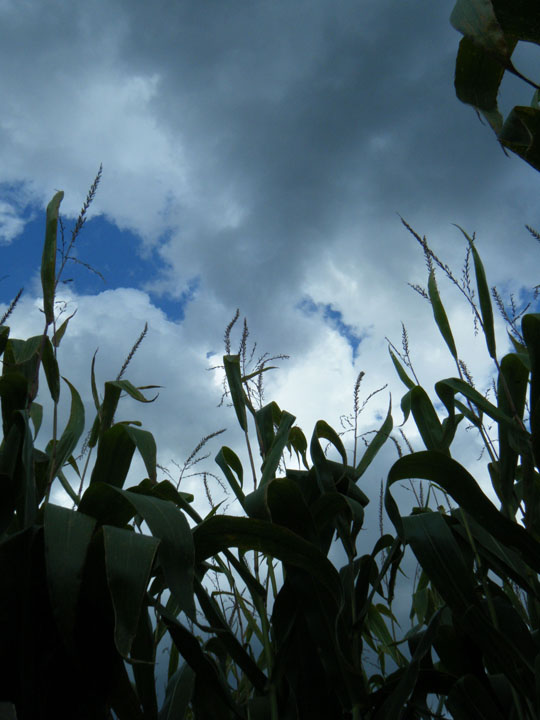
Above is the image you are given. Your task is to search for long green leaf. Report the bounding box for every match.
[402,512,478,612]
[40,336,60,403]
[428,270,458,359]
[215,446,246,509]
[103,525,160,659]
[355,398,393,479]
[456,226,496,359]
[260,409,296,485]
[44,504,96,651]
[159,663,195,720]
[48,376,85,480]
[117,488,195,619]
[389,348,415,390]
[41,191,63,324]
[223,355,247,432]
[409,386,445,452]
[496,352,528,512]
[90,424,136,488]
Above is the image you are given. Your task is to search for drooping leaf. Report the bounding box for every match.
[450,0,509,57]
[499,105,540,173]
[260,408,296,484]
[44,504,96,651]
[402,512,478,612]
[116,488,195,619]
[48,377,85,481]
[193,514,341,603]
[386,451,540,573]
[90,424,136,489]
[215,446,246,509]
[102,524,160,659]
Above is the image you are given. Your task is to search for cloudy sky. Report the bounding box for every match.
[1,0,539,532]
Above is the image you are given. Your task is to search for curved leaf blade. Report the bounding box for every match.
[103,525,160,659]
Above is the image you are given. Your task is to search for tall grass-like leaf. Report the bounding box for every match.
[51,309,77,348]
[48,377,85,481]
[410,386,445,452]
[15,409,37,528]
[388,348,415,390]
[451,509,540,598]
[456,226,497,359]
[44,504,96,650]
[41,191,63,325]
[523,314,540,404]
[215,446,246,509]
[495,353,528,513]
[259,409,295,485]
[255,400,281,456]
[102,525,159,659]
[355,399,393,480]
[402,512,478,612]
[91,424,157,489]
[117,488,195,619]
[223,354,247,432]
[159,663,195,720]
[90,425,136,489]
[428,269,458,359]
[0,326,9,357]
[40,336,60,403]
[244,409,296,518]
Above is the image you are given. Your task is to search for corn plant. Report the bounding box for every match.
[384,221,540,718]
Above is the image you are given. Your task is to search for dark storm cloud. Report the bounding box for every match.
[100,0,531,316]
